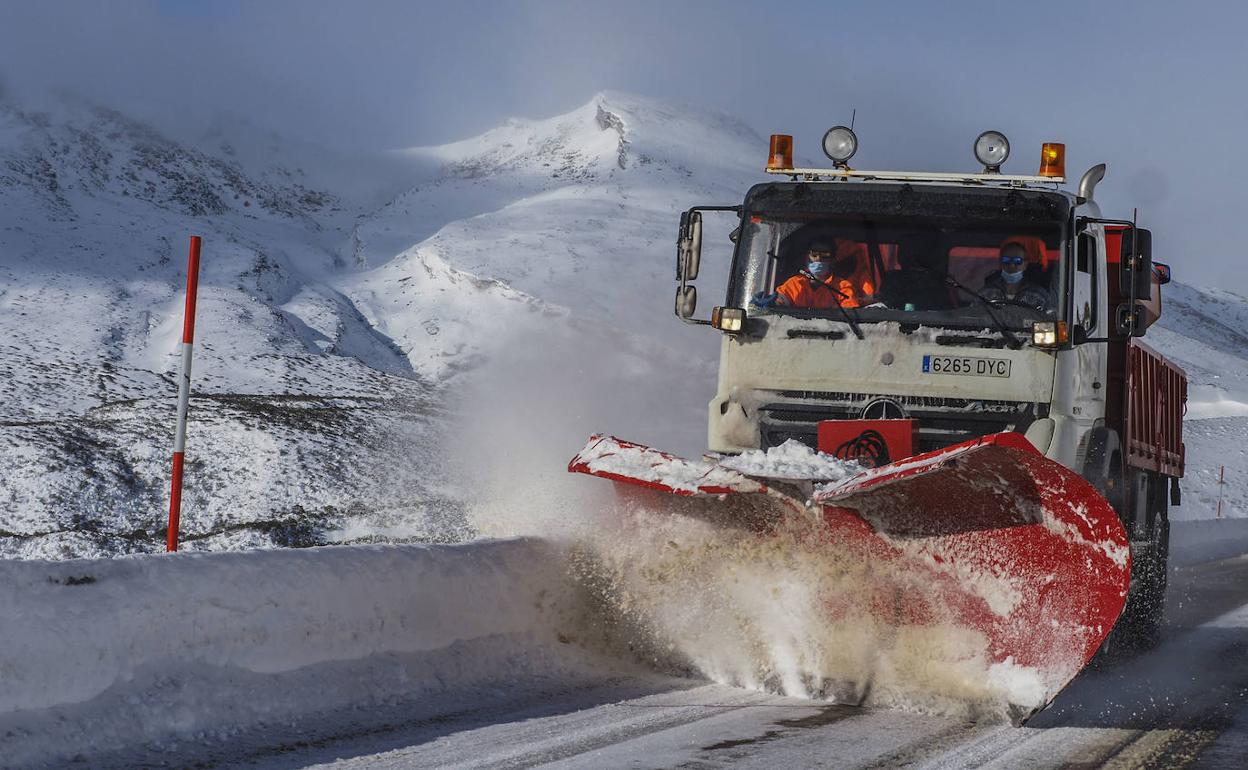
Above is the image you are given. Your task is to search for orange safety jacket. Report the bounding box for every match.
[776,238,877,309]
[776,270,876,309]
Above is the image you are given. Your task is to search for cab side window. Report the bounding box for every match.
[1074,231,1098,331]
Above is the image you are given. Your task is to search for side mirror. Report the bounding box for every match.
[676,211,703,281]
[1115,304,1146,337]
[1118,227,1153,301]
[1153,261,1172,285]
[675,285,697,319]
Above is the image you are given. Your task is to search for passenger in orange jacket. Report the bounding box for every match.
[775,238,876,309]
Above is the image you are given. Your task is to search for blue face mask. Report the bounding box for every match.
[807,261,831,279]
[1002,269,1025,285]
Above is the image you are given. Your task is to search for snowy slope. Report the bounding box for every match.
[1152,282,1248,419]
[1148,282,1248,519]
[0,96,415,414]
[342,91,761,380]
[0,97,462,557]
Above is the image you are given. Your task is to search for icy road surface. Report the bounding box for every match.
[107,553,1248,770]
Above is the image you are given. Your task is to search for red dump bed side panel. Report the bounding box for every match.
[1126,338,1186,477]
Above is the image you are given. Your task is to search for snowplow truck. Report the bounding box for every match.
[570,129,1185,721]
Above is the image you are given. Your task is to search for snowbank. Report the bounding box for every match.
[0,539,602,764]
[0,538,580,713]
[1171,519,1248,566]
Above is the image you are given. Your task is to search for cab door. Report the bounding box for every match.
[1050,217,1108,465]
[1071,222,1108,419]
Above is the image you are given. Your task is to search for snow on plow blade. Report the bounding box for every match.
[569,431,1130,721]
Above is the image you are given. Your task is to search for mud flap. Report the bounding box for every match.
[568,432,1130,720]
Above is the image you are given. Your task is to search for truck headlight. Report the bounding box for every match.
[974,130,1010,172]
[822,126,857,166]
[1031,320,1069,347]
[711,306,745,333]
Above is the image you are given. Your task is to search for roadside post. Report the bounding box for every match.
[167,235,202,552]
[1217,465,1226,519]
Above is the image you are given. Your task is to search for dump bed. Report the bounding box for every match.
[1125,338,1186,477]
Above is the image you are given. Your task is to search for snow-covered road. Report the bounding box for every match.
[41,550,1244,770]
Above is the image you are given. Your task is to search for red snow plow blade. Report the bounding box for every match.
[569,431,1130,721]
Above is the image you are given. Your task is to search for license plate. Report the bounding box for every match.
[922,355,1011,378]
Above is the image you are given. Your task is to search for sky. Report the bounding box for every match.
[0,0,1244,290]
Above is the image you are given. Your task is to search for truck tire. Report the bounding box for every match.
[1138,477,1170,644]
[1109,471,1169,653]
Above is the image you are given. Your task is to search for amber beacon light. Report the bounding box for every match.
[1039,142,1066,178]
[768,134,794,170]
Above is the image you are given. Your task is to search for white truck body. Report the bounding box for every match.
[703,183,1121,477]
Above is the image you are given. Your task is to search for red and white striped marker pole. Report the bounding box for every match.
[167,235,202,552]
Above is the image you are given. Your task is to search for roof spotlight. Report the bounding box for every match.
[822,126,858,168]
[974,130,1010,172]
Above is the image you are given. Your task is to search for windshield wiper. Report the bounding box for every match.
[938,273,1023,350]
[800,269,864,340]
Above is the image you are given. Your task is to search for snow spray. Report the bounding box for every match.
[167,235,202,552]
[564,500,1046,723]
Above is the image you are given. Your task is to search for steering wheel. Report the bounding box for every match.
[989,297,1047,311]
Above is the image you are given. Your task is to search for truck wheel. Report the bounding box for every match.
[1098,472,1168,658]
[1139,484,1170,644]
[1116,473,1169,651]
[1131,528,1167,649]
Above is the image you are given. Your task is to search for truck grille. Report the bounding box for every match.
[758,391,1047,453]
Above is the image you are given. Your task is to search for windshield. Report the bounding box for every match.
[729,188,1067,331]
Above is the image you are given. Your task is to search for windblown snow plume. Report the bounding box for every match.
[562,503,1047,723]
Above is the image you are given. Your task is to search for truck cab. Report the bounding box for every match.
[707,181,1072,458]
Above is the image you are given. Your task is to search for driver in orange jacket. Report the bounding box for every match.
[775,238,876,309]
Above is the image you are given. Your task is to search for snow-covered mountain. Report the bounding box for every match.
[1,90,1244,559]
[0,92,758,559]
[343,91,762,378]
